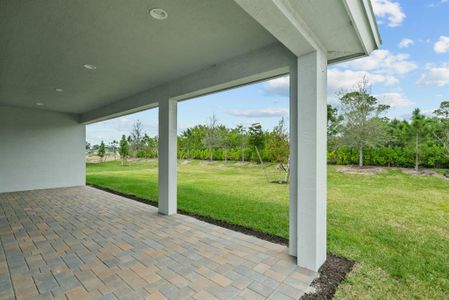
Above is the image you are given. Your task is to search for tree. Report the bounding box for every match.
[339,79,390,167]
[216,126,230,162]
[327,104,344,149]
[148,136,158,158]
[110,140,118,160]
[327,104,343,136]
[181,129,193,160]
[235,124,248,162]
[248,122,265,162]
[85,142,91,151]
[130,120,145,156]
[202,114,222,161]
[388,119,410,147]
[433,101,449,158]
[410,108,427,171]
[266,118,290,182]
[97,141,106,162]
[142,134,159,159]
[119,135,129,165]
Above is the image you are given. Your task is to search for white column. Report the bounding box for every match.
[158,98,177,215]
[288,64,298,257]
[292,50,327,271]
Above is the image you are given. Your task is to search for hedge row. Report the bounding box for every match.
[328,145,449,168]
[131,146,449,168]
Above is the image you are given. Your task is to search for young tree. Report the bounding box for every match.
[97,141,106,162]
[339,80,390,167]
[218,126,232,162]
[410,108,427,171]
[235,124,248,162]
[202,114,222,161]
[248,123,265,163]
[181,128,193,160]
[143,136,158,158]
[130,120,145,156]
[266,118,290,182]
[142,134,150,158]
[110,140,118,160]
[433,101,449,157]
[119,135,129,165]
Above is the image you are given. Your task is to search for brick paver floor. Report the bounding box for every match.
[0,186,316,299]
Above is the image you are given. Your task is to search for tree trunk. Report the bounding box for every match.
[255,146,270,183]
[209,147,213,161]
[359,145,363,167]
[241,145,245,162]
[415,132,419,172]
[278,164,283,183]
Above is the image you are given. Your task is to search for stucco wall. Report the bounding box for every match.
[0,106,85,193]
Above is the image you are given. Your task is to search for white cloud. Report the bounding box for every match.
[428,0,449,8]
[376,92,413,108]
[417,64,449,86]
[263,70,398,100]
[434,36,449,53]
[97,117,157,133]
[341,50,417,75]
[227,108,288,118]
[99,118,135,131]
[263,76,289,97]
[398,38,414,48]
[372,0,405,27]
[328,69,398,94]
[263,50,416,98]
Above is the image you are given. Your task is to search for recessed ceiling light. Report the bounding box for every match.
[55,88,63,92]
[36,102,44,106]
[149,8,168,20]
[83,64,96,70]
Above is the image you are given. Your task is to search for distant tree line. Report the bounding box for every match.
[328,80,449,169]
[87,80,449,169]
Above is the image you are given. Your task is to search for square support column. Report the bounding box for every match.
[288,63,298,257]
[289,50,327,271]
[158,98,177,215]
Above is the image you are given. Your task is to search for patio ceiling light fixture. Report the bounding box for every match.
[149,8,168,20]
[55,88,63,92]
[83,64,96,70]
[35,102,44,106]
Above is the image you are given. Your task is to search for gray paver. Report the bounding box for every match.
[0,187,316,299]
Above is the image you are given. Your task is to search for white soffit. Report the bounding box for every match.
[234,0,381,64]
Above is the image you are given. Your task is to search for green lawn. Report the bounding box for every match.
[86,160,449,299]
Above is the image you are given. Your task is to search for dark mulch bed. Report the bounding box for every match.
[301,254,354,300]
[88,184,354,299]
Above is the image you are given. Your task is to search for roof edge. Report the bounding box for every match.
[363,0,382,49]
[342,0,382,56]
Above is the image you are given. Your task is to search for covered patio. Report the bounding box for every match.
[1,187,315,299]
[0,0,380,299]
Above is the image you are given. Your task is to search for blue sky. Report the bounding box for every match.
[87,0,449,145]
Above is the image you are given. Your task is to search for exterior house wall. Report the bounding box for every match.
[0,105,85,193]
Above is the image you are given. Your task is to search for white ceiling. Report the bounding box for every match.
[0,0,277,114]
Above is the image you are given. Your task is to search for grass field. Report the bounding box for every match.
[86,160,449,299]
